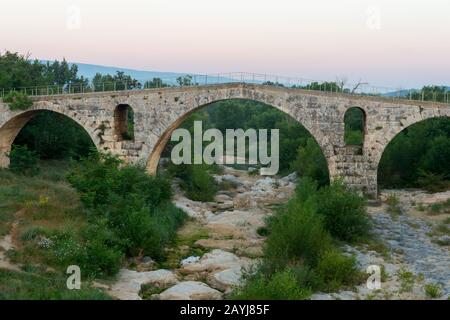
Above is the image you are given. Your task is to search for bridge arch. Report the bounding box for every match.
[343,106,366,150]
[114,104,134,141]
[0,108,100,167]
[145,97,333,178]
[375,114,450,192]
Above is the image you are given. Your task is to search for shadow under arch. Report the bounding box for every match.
[145,98,331,183]
[0,109,100,167]
[377,115,450,191]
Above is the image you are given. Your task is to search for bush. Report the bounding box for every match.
[289,262,325,290]
[312,181,370,242]
[67,153,172,209]
[315,249,362,292]
[290,138,329,186]
[66,153,186,269]
[264,198,332,268]
[231,269,312,300]
[104,198,185,259]
[168,164,218,202]
[250,177,370,295]
[49,224,123,278]
[7,145,40,176]
[417,170,447,192]
[2,91,33,110]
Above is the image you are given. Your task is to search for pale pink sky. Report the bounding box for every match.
[1,0,449,88]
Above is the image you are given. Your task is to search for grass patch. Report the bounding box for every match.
[230,269,312,300]
[424,283,443,298]
[159,220,209,269]
[385,193,402,217]
[397,268,415,292]
[139,283,166,300]
[0,268,111,300]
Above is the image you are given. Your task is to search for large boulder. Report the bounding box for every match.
[108,269,179,300]
[208,267,243,292]
[155,281,223,300]
[180,249,253,274]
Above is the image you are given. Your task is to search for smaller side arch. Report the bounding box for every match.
[343,106,366,153]
[114,104,134,141]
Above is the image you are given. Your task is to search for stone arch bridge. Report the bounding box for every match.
[1,83,449,198]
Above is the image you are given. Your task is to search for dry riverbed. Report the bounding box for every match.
[1,167,448,300]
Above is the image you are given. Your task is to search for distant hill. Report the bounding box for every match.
[41,61,449,93]
[41,61,196,85]
[383,86,450,98]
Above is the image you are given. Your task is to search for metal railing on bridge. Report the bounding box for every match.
[1,72,449,104]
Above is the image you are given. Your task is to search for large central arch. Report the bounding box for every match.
[145,97,332,177]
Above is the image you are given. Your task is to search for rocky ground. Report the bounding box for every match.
[106,167,297,300]
[1,167,448,300]
[106,169,449,300]
[312,190,450,300]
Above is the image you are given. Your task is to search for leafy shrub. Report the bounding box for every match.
[7,145,40,176]
[49,224,123,278]
[315,249,362,292]
[2,91,33,110]
[67,153,172,209]
[231,269,312,300]
[78,223,124,277]
[312,181,370,242]
[290,138,329,186]
[289,263,325,290]
[20,224,123,279]
[264,198,332,268]
[239,177,372,298]
[168,164,218,202]
[66,153,186,269]
[417,170,447,192]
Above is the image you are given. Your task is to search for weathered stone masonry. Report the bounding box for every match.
[1,83,449,198]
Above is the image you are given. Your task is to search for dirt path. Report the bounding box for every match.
[0,209,24,271]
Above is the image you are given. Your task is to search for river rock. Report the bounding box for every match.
[155,281,223,300]
[208,266,243,291]
[108,269,179,300]
[181,256,200,266]
[180,249,252,274]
